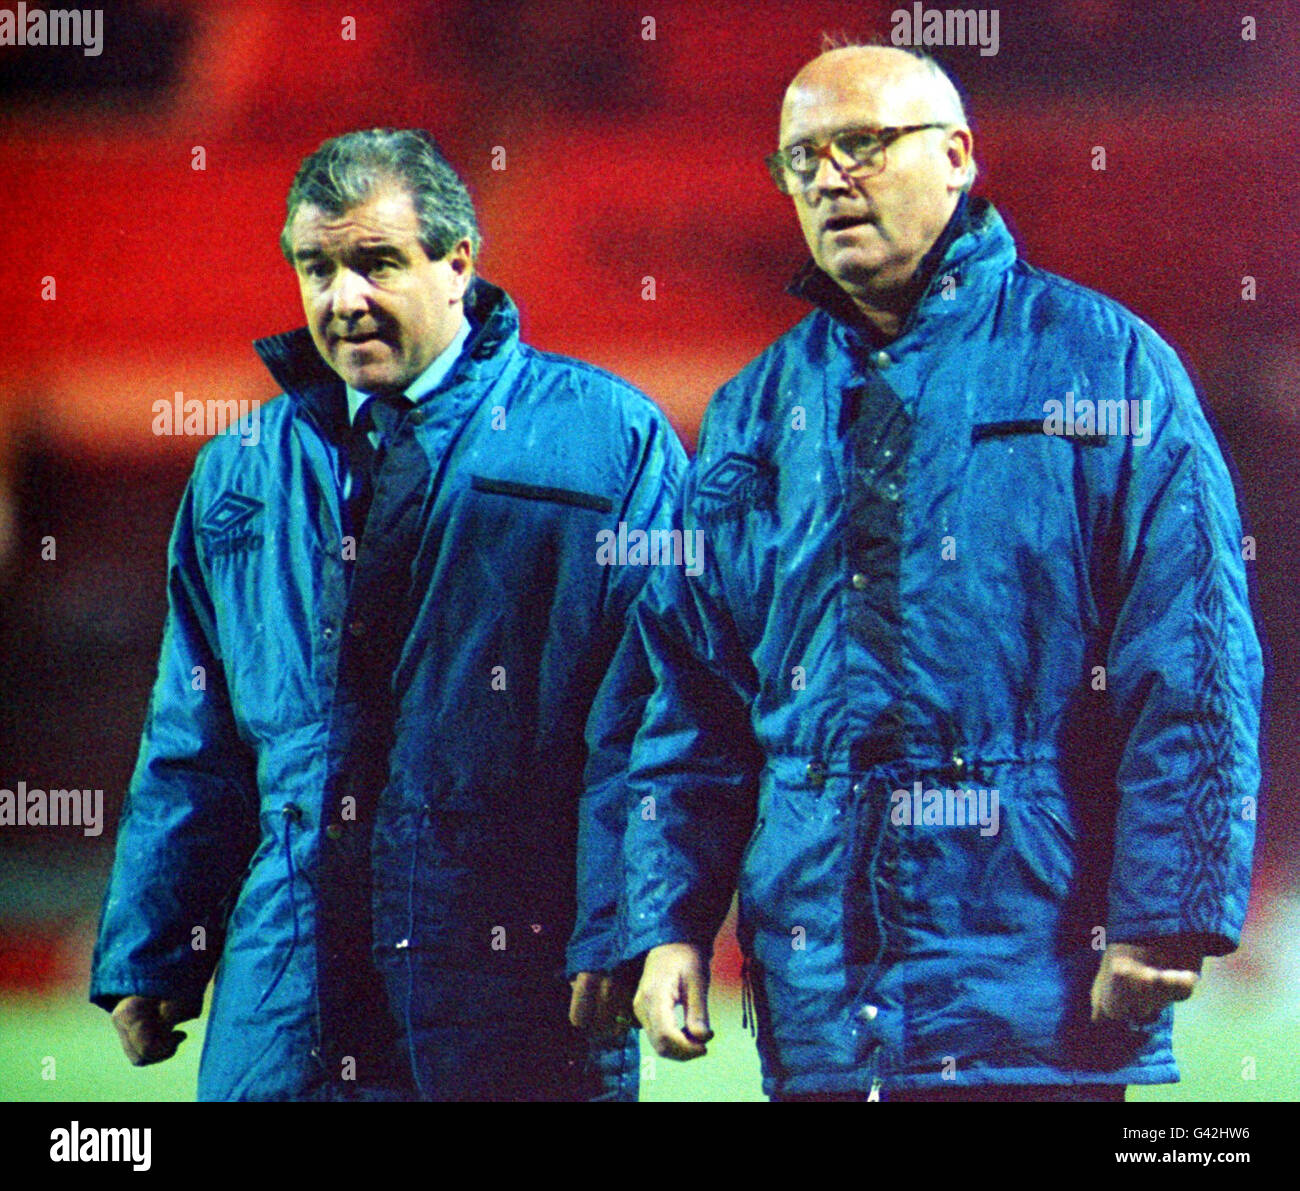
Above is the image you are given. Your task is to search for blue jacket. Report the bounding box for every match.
[90,278,685,1100]
[615,199,1261,1097]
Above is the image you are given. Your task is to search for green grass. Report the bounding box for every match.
[0,995,205,1102]
[3,968,1294,1102]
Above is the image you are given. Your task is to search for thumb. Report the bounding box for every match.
[681,970,713,1043]
[156,1000,190,1028]
[157,997,202,1029]
[1153,967,1199,1002]
[569,974,596,1029]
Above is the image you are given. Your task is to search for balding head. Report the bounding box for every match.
[781,47,974,189]
[771,45,976,335]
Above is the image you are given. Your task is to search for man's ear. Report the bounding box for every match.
[447,238,474,299]
[946,127,974,187]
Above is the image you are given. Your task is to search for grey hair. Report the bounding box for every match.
[280,128,482,262]
[814,33,978,192]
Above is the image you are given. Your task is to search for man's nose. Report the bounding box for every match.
[807,150,854,198]
[329,268,371,319]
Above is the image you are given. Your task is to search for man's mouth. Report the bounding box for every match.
[823,213,873,233]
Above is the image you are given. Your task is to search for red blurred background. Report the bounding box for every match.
[0,0,1296,1000]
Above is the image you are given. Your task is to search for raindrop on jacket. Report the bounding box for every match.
[90,278,686,1101]
[609,199,1262,1098]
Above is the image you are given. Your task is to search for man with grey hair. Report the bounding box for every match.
[91,128,685,1100]
[609,46,1259,1101]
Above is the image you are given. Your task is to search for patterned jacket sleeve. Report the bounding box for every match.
[1103,326,1262,955]
[615,423,767,962]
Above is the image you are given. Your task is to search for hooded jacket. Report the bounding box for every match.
[614,198,1261,1097]
[90,278,685,1100]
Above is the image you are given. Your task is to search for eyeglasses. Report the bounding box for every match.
[765,124,948,195]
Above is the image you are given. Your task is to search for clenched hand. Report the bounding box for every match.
[1090,941,1203,1025]
[110,995,201,1066]
[633,942,713,1060]
[569,970,637,1039]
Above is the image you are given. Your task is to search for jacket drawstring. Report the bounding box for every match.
[256,804,302,1011]
[740,955,757,1038]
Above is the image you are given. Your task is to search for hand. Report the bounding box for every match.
[632,942,713,1060]
[569,971,637,1039]
[110,995,201,1066]
[1090,941,1203,1026]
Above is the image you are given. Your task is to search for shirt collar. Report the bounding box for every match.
[786,191,974,343]
[345,314,472,425]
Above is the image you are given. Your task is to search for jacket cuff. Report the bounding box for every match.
[565,936,620,980]
[1105,919,1238,958]
[620,924,715,966]
[88,969,208,1013]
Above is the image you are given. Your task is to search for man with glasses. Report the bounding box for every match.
[606,45,1260,1101]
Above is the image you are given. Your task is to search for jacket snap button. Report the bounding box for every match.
[805,760,827,787]
[951,751,967,778]
[852,780,869,798]
[394,937,410,950]
[873,351,891,369]
[325,824,343,841]
[858,1004,879,1021]
[851,572,869,591]
[322,626,336,641]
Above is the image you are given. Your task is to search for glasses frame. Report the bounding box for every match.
[765,123,950,195]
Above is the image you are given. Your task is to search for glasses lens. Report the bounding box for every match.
[766,153,795,194]
[767,130,894,194]
[780,145,816,191]
[836,132,885,174]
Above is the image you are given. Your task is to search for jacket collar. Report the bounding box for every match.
[252,276,519,439]
[786,195,1014,345]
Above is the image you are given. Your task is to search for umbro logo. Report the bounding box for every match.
[696,453,778,525]
[199,491,265,558]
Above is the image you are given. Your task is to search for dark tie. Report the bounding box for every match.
[344,394,411,543]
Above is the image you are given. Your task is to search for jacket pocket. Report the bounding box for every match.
[469,475,613,512]
[971,420,1109,447]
